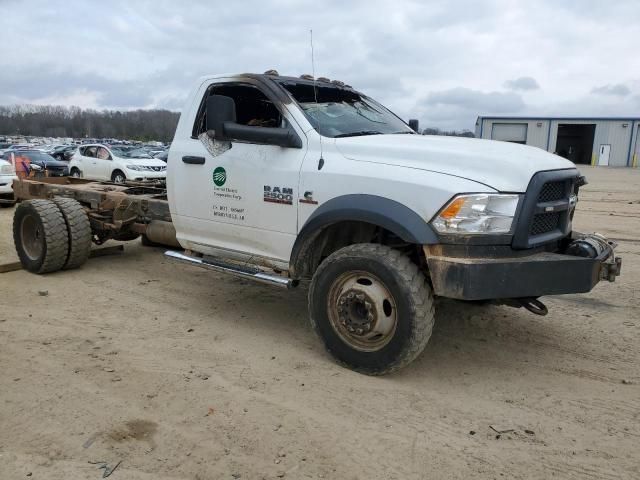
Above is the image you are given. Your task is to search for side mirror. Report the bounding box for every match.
[408,119,420,133]
[206,95,237,140]
[223,123,302,149]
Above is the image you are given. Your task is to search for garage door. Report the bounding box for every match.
[491,123,528,144]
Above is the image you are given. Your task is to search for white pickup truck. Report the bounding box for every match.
[11,71,622,375]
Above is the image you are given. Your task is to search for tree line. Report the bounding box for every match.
[421,127,475,137]
[0,105,180,142]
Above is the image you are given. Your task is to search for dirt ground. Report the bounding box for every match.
[0,166,638,480]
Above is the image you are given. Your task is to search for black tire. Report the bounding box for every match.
[13,199,69,273]
[70,167,81,178]
[53,197,92,269]
[309,243,435,375]
[111,170,126,184]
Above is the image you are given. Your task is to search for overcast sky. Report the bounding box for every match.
[2,0,639,130]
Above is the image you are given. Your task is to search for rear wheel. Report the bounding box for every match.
[309,243,435,375]
[13,200,69,273]
[53,197,92,269]
[111,170,126,184]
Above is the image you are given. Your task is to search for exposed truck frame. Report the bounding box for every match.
[11,176,297,287]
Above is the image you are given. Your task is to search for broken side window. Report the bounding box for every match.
[192,83,284,138]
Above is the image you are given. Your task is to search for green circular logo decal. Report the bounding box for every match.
[213,166,226,187]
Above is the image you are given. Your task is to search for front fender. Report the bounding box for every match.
[290,194,438,276]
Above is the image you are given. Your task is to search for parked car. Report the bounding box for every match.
[69,144,166,183]
[3,144,32,153]
[0,158,18,207]
[154,150,168,162]
[3,150,69,178]
[51,145,77,161]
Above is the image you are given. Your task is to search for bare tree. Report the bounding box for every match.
[0,105,180,142]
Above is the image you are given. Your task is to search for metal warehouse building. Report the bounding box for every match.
[475,117,640,167]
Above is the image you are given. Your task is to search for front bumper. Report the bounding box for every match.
[126,170,166,180]
[425,233,622,301]
[0,175,17,202]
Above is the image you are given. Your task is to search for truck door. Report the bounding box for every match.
[171,80,307,264]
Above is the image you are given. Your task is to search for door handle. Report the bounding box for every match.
[182,156,205,165]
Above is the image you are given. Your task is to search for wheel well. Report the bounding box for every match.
[291,220,425,279]
[111,169,126,179]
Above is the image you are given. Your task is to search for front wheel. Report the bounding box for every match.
[309,243,435,375]
[70,167,81,178]
[111,170,126,184]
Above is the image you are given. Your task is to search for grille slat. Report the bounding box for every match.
[530,212,561,236]
[538,181,566,202]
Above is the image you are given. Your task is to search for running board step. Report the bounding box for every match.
[164,250,297,289]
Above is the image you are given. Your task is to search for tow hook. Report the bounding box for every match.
[518,297,548,316]
[501,297,549,316]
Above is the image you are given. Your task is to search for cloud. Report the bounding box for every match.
[590,84,631,96]
[504,77,540,91]
[424,88,525,113]
[1,0,639,130]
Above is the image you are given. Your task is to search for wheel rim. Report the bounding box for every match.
[72,170,80,177]
[327,271,398,352]
[113,173,125,184]
[20,214,44,261]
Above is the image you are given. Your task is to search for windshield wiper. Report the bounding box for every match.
[333,130,383,138]
[391,131,415,134]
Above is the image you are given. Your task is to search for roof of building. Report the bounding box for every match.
[477,116,639,122]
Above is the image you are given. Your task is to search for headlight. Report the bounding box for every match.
[126,164,143,171]
[431,194,521,234]
[0,164,15,175]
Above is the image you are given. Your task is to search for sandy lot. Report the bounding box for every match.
[0,166,639,479]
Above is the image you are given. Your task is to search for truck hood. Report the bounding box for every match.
[334,134,576,192]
